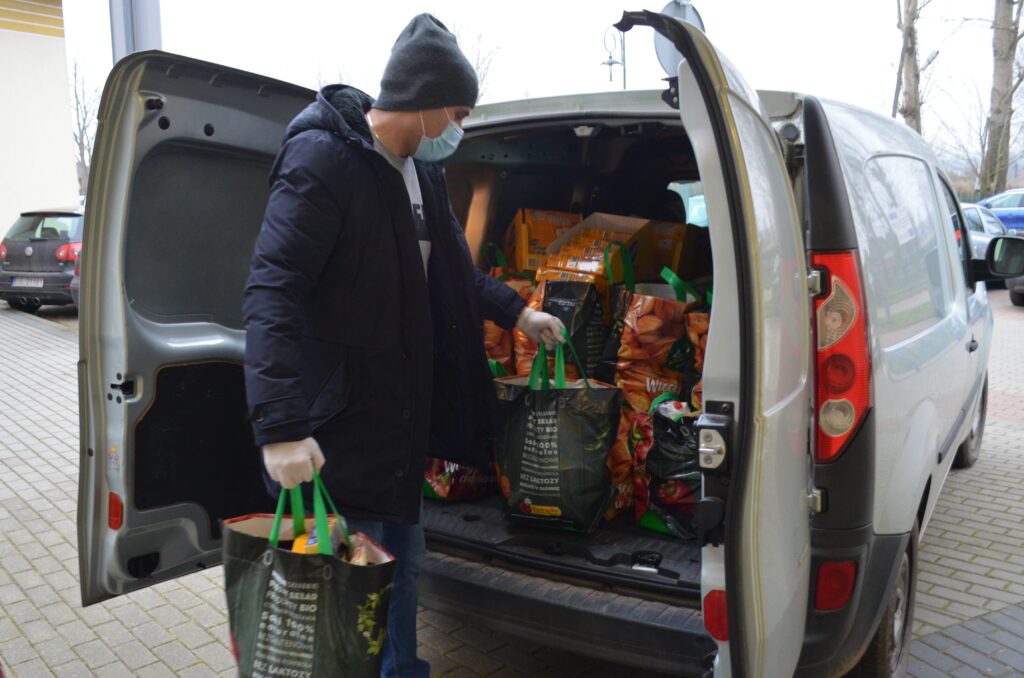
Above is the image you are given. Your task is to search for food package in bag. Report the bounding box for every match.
[633,398,702,538]
[512,282,580,379]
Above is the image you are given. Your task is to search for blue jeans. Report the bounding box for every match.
[346,509,430,678]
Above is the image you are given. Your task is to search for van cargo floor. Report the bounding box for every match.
[422,496,701,601]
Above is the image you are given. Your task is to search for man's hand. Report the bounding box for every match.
[262,437,326,489]
[516,307,566,350]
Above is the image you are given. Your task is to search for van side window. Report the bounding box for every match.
[936,176,972,290]
[862,156,954,346]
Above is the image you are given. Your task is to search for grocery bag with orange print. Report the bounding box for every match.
[492,334,620,533]
[604,266,708,519]
[481,243,535,375]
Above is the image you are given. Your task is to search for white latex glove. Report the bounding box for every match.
[516,307,566,351]
[262,437,326,489]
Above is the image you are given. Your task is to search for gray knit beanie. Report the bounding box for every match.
[375,14,479,111]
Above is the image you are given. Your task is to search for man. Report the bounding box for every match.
[242,14,564,677]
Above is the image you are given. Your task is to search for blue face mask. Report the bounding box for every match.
[413,108,464,162]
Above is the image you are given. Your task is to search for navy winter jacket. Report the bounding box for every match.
[243,85,525,523]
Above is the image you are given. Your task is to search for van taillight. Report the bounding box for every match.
[109,492,123,530]
[56,242,82,262]
[811,251,871,463]
[815,560,857,611]
[703,589,729,641]
[0,243,6,261]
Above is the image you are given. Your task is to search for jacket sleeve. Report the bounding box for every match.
[473,264,526,329]
[446,209,526,329]
[243,132,348,447]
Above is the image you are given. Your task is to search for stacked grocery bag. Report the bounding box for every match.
[425,206,713,540]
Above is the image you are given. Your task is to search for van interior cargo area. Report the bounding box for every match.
[423,496,702,601]
[425,116,710,605]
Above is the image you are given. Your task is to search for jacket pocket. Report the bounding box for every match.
[308,356,353,430]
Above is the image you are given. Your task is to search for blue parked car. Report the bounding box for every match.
[978,188,1024,234]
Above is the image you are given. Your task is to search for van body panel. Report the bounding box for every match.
[673,21,812,676]
[817,100,976,536]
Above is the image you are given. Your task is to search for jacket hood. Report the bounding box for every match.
[285,84,375,148]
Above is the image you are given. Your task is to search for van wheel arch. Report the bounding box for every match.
[845,521,918,678]
[953,376,988,469]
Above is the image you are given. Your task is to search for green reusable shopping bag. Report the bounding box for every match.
[222,472,396,677]
[493,332,621,533]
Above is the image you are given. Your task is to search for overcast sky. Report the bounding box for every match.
[63,1,997,159]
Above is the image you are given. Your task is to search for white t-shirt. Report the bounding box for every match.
[372,134,431,280]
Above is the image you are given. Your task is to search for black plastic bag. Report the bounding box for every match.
[635,399,702,539]
[493,339,621,533]
[542,281,608,377]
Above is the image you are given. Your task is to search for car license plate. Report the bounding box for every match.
[12,277,44,288]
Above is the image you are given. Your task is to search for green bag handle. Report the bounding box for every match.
[497,271,536,282]
[482,242,508,270]
[660,267,702,304]
[604,241,636,292]
[314,471,351,550]
[648,392,681,414]
[528,329,590,390]
[489,358,509,378]
[528,342,551,390]
[268,471,348,556]
[291,488,305,538]
[553,343,566,389]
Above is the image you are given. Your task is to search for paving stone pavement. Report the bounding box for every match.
[905,289,1024,677]
[0,289,1021,677]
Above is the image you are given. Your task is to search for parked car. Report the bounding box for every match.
[0,208,83,313]
[961,202,1009,260]
[978,188,1024,234]
[77,17,1024,678]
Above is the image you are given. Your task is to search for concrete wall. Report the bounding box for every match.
[0,1,80,231]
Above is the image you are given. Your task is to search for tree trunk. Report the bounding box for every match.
[980,0,1022,196]
[898,0,923,132]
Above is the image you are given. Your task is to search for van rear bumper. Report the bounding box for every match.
[0,271,74,304]
[420,549,714,675]
[795,526,909,677]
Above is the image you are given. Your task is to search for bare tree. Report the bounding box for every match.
[467,32,498,101]
[450,27,498,101]
[71,60,98,195]
[893,0,935,132]
[979,0,1024,196]
[315,66,348,90]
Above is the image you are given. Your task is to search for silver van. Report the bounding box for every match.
[77,11,1024,677]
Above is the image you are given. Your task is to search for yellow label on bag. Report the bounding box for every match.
[529,504,562,517]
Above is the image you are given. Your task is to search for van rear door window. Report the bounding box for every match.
[862,156,953,347]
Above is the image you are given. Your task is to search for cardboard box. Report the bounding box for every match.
[504,209,581,273]
[649,221,687,274]
[677,222,713,280]
[546,212,656,283]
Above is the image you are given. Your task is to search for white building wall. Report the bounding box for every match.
[0,2,80,230]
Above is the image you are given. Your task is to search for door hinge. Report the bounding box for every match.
[807,488,825,514]
[808,269,822,296]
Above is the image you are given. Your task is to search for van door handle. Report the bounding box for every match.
[967,337,979,353]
